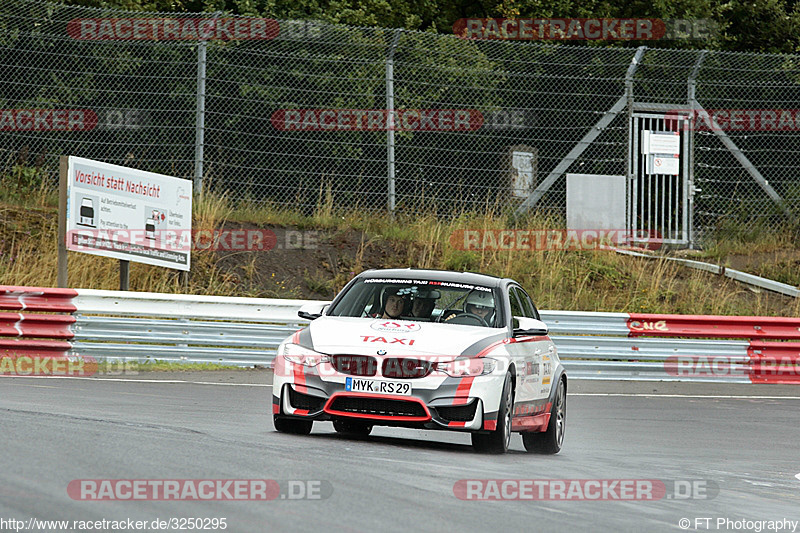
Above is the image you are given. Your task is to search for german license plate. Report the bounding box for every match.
[345,377,412,396]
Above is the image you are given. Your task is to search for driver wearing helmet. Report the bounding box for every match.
[444,291,495,325]
[464,291,495,325]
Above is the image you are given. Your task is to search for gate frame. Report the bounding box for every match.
[514,47,794,247]
[628,109,692,247]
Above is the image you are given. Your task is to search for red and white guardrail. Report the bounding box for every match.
[0,285,798,383]
[0,286,78,360]
[544,310,800,383]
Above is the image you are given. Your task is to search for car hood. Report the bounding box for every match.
[304,316,507,357]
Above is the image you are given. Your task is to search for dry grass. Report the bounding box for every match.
[0,187,244,294]
[0,183,797,316]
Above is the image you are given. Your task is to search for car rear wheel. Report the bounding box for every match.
[274,415,313,435]
[522,377,565,454]
[472,372,513,454]
[332,419,373,437]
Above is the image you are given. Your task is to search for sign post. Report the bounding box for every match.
[120,260,130,291]
[57,156,69,288]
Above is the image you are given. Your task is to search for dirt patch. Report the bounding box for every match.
[211,224,409,299]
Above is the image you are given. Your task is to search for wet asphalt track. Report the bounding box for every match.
[1,372,799,533]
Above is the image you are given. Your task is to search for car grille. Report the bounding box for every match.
[288,387,326,412]
[331,354,377,376]
[381,358,433,379]
[436,401,478,422]
[328,396,428,418]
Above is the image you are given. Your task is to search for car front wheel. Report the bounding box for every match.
[472,372,513,454]
[522,377,565,454]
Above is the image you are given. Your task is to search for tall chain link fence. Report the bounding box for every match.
[2,0,799,239]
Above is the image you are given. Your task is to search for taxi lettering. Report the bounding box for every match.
[360,336,416,345]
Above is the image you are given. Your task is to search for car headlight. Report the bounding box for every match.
[435,357,497,377]
[280,343,329,367]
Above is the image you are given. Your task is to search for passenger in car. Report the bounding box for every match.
[369,287,409,319]
[409,289,439,321]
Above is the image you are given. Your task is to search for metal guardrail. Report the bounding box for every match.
[71,289,309,366]
[615,249,800,298]
[1,285,798,383]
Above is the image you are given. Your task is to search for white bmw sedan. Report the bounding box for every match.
[272,269,566,454]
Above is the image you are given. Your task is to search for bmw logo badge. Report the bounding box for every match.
[377,349,387,355]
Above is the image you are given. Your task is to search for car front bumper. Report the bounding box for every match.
[273,362,504,432]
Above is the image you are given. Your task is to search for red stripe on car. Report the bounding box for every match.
[453,376,475,405]
[293,364,307,394]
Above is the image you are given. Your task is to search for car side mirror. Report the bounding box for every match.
[513,316,549,337]
[298,302,330,321]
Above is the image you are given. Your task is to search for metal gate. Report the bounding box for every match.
[629,113,692,247]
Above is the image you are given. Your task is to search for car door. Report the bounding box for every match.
[518,287,557,399]
[505,286,544,413]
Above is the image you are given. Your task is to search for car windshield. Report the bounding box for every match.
[328,278,501,328]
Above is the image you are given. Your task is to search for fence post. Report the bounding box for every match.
[625,47,646,179]
[194,39,206,196]
[686,50,706,249]
[624,46,646,238]
[386,29,402,216]
[194,13,220,196]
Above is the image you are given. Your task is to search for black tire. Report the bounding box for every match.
[522,377,566,454]
[274,415,313,435]
[332,419,373,437]
[472,372,514,454]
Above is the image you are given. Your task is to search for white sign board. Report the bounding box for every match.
[510,150,535,198]
[566,174,626,242]
[66,156,192,271]
[646,154,680,175]
[641,131,681,155]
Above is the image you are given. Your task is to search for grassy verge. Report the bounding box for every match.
[94,360,255,373]
[0,178,798,316]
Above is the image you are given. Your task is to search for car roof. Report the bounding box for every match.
[356,268,510,289]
